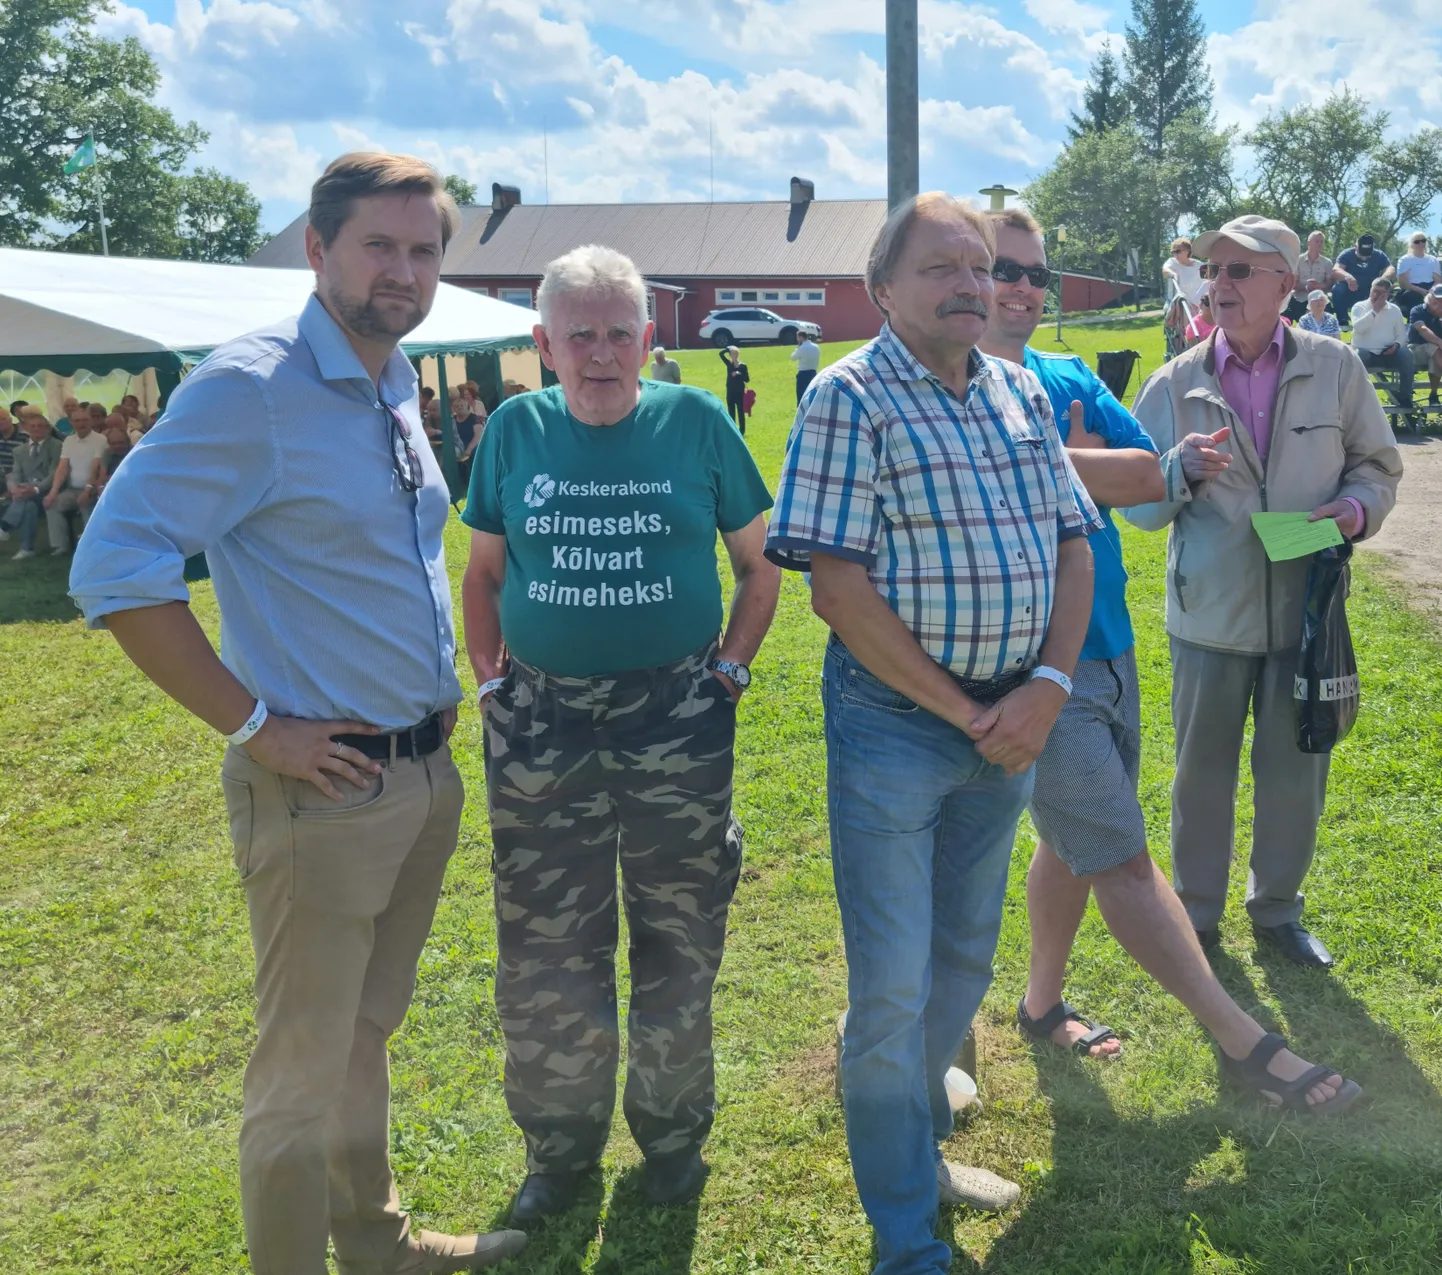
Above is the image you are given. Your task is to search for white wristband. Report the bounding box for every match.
[477,677,506,704]
[1030,665,1073,698]
[226,699,268,746]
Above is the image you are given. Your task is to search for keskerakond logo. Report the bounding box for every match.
[524,473,556,509]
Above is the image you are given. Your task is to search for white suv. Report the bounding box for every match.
[698,307,823,348]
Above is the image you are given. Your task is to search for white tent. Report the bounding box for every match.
[0,247,539,372]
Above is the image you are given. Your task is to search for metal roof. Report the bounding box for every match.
[249,198,887,280]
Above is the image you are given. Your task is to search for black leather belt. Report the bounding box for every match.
[951,669,1030,705]
[332,713,443,760]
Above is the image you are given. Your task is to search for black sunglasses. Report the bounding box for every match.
[1200,262,1291,281]
[385,406,426,493]
[992,259,1053,289]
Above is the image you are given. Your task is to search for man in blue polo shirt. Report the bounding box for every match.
[1332,232,1395,328]
[977,209,1356,1114]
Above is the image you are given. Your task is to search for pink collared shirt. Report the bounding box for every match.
[1214,320,1364,533]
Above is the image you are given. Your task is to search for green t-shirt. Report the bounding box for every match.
[462,382,773,676]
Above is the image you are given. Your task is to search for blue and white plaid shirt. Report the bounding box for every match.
[766,324,1103,681]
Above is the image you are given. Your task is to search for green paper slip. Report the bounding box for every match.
[1250,511,1344,561]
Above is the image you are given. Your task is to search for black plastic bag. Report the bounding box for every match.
[1294,541,1359,753]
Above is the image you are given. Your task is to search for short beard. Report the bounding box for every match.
[325,281,424,343]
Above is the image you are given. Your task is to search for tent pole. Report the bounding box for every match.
[433,357,463,503]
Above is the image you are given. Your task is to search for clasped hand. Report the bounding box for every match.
[960,679,1069,777]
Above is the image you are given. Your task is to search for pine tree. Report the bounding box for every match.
[1121,0,1213,155]
[1068,41,1129,140]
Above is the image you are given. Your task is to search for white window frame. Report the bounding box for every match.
[714,287,827,306]
[499,288,533,308]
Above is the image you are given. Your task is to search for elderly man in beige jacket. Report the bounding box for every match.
[1125,215,1402,970]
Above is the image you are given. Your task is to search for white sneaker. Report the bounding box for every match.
[12,548,34,559]
[50,546,68,555]
[936,1161,1020,1211]
[0,528,9,541]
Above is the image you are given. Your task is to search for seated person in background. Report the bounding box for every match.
[1184,287,1216,345]
[422,396,445,460]
[1408,285,1442,406]
[452,393,484,469]
[44,405,110,552]
[119,392,143,422]
[650,345,683,384]
[0,406,19,521]
[1332,233,1394,328]
[1395,233,1441,317]
[420,385,435,413]
[1298,289,1341,338]
[2,412,62,558]
[145,409,161,429]
[86,401,108,434]
[79,425,132,514]
[1351,280,1416,424]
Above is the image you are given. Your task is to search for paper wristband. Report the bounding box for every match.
[477,677,506,703]
[226,699,268,746]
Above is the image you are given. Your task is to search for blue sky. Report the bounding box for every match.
[99,0,1442,235]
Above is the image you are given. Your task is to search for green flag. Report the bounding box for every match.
[64,135,96,175]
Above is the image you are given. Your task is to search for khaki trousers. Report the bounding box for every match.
[220,742,464,1275]
[1169,638,1331,930]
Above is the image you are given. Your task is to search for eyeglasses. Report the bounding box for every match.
[385,406,425,493]
[992,259,1053,289]
[1200,262,1292,281]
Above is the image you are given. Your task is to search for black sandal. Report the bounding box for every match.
[1017,997,1120,1058]
[1216,1031,1362,1116]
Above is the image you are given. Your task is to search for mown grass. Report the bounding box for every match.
[2,330,1439,1274]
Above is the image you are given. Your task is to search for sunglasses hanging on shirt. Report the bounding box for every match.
[385,406,426,493]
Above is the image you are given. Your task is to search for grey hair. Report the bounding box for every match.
[866,191,995,314]
[653,345,666,355]
[537,244,648,330]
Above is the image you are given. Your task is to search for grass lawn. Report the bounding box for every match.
[3,329,1441,1273]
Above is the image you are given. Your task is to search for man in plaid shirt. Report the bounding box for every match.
[767,193,1100,1275]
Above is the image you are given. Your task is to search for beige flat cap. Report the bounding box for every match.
[1193,215,1300,263]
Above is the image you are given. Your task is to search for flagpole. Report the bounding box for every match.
[92,137,109,256]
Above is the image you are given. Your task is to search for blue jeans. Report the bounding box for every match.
[823,639,1033,1275]
[1,492,42,551]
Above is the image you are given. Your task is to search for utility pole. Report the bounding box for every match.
[885,0,918,211]
[1055,226,1067,342]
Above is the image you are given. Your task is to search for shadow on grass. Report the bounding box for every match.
[975,949,1442,1274]
[0,537,78,625]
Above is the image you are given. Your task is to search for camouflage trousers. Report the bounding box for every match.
[483,640,744,1173]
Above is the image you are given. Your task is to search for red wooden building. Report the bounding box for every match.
[251,179,888,349]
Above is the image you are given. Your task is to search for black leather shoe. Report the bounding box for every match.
[1194,927,1221,954]
[1253,922,1334,968]
[642,1150,709,1206]
[510,1172,584,1225]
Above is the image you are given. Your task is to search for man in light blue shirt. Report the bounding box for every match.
[70,153,526,1274]
[979,208,1358,1116]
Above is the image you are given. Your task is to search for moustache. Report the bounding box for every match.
[937,295,989,319]
[371,282,420,303]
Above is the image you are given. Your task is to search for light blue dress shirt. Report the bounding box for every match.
[70,293,462,730]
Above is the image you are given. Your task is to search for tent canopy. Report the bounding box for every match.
[0,247,540,377]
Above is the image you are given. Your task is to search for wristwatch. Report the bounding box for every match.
[1030,665,1073,697]
[710,659,752,689]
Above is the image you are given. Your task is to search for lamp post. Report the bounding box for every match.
[1055,225,1067,342]
[885,0,918,210]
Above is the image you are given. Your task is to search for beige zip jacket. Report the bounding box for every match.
[1123,325,1402,655]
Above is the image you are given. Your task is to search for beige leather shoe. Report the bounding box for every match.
[338,1227,528,1274]
[936,1161,1020,1212]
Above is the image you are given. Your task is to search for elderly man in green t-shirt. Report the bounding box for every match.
[461,244,780,1222]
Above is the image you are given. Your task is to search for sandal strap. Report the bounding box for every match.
[1238,1031,1289,1077]
[1017,998,1080,1040]
[1073,1023,1119,1055]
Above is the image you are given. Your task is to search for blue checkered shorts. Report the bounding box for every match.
[1028,648,1147,876]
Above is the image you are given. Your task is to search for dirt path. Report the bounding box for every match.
[1358,433,1442,622]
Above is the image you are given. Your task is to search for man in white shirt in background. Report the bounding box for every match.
[1351,279,1416,426]
[790,328,821,403]
[43,405,109,552]
[1395,233,1441,318]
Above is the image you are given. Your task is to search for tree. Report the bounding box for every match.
[1121,0,1213,156]
[177,169,265,263]
[1068,40,1129,140]
[1365,128,1442,249]
[443,174,478,206]
[1245,90,1388,248]
[0,0,264,259]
